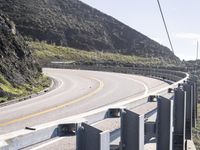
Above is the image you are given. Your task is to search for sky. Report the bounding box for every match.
[80,0,200,60]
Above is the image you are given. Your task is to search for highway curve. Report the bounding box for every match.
[0,68,169,134]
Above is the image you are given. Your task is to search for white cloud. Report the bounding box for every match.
[174,33,200,41]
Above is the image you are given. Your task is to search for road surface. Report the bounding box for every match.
[0,68,169,134]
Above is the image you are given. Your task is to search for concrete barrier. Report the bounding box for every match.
[0,119,86,150]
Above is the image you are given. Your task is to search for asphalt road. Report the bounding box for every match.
[0,68,169,134]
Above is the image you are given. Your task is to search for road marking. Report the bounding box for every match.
[0,76,104,127]
[128,76,149,95]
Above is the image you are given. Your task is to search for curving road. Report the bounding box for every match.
[0,68,169,134]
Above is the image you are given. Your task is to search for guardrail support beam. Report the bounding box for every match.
[121,109,144,150]
[183,83,193,140]
[191,79,198,128]
[156,96,173,150]
[77,123,110,150]
[173,88,186,150]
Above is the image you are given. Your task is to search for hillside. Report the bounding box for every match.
[0,12,50,102]
[29,41,180,68]
[0,0,180,64]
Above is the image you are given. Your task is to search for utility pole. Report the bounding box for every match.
[195,40,199,75]
[196,40,199,60]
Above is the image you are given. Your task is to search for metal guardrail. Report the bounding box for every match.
[0,66,197,150]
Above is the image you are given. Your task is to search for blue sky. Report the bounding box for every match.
[80,0,200,60]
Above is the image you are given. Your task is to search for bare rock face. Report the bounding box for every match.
[0,0,180,64]
[0,12,41,86]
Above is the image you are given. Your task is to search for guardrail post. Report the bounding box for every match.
[183,82,193,140]
[191,77,198,128]
[121,109,144,150]
[77,123,110,150]
[156,96,173,150]
[173,88,186,150]
[145,121,156,143]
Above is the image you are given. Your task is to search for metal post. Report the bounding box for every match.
[183,83,193,140]
[192,76,198,127]
[77,123,110,150]
[188,77,198,128]
[145,121,156,143]
[173,88,186,150]
[156,96,173,150]
[121,109,144,150]
[192,81,197,127]
[195,78,198,116]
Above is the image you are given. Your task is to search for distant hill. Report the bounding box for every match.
[185,60,200,72]
[0,0,180,64]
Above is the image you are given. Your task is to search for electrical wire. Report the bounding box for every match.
[157,0,174,53]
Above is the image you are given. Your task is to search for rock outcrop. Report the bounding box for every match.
[0,12,41,86]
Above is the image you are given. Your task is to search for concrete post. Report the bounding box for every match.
[77,123,110,150]
[183,83,193,140]
[100,131,110,150]
[156,96,173,150]
[173,88,186,150]
[121,109,144,150]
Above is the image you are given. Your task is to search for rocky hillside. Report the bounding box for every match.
[0,12,49,101]
[0,0,180,63]
[0,12,40,85]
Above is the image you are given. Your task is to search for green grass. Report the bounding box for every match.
[0,74,26,96]
[29,41,176,67]
[0,74,51,103]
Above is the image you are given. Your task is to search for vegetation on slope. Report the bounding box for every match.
[29,41,180,68]
[0,74,50,103]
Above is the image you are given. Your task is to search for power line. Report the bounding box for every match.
[156,0,174,53]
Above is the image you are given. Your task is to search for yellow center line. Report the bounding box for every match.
[0,76,104,127]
